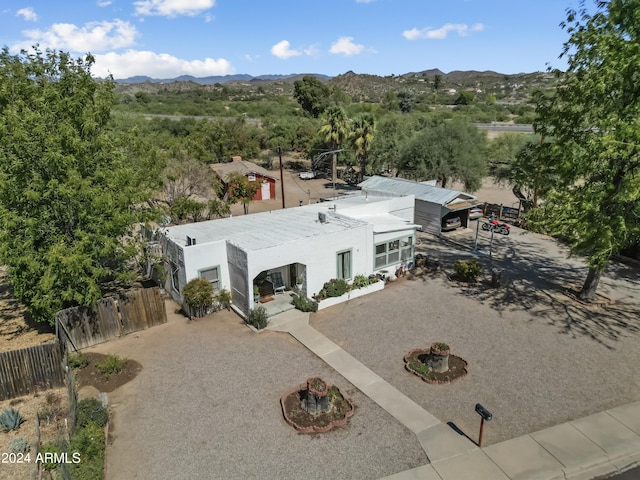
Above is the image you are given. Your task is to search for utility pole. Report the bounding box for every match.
[278,145,285,209]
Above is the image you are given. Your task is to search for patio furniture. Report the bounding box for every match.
[268,272,286,295]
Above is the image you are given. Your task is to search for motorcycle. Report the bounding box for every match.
[481,219,511,235]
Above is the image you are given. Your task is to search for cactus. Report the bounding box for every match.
[0,407,25,432]
[9,437,30,454]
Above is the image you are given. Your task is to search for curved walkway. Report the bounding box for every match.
[267,310,640,480]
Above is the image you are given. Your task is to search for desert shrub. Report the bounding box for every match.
[71,421,105,461]
[0,407,25,432]
[214,288,233,310]
[453,259,483,282]
[9,437,30,454]
[408,358,433,380]
[182,277,214,317]
[39,444,61,471]
[95,354,127,379]
[68,352,89,369]
[246,306,268,330]
[291,294,318,312]
[76,398,108,429]
[317,278,350,299]
[352,274,373,289]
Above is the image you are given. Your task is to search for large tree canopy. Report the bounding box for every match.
[0,48,162,323]
[397,119,487,191]
[526,0,640,300]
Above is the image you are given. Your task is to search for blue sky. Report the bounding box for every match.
[1,0,585,79]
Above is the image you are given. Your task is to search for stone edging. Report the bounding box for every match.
[280,384,355,433]
[403,349,469,385]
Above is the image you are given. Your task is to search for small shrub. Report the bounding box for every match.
[291,294,318,312]
[317,278,350,299]
[76,398,108,429]
[9,437,30,454]
[183,277,214,317]
[215,288,233,309]
[39,444,61,471]
[246,306,268,330]
[351,274,372,289]
[95,354,127,379]
[0,407,25,432]
[433,342,450,352]
[68,352,89,369]
[39,403,65,426]
[453,259,483,282]
[408,358,433,380]
[68,422,105,480]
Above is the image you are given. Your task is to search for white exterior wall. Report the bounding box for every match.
[245,224,373,300]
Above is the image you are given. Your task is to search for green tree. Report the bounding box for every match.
[226,171,260,215]
[398,120,486,191]
[0,48,162,323]
[293,75,331,118]
[350,114,376,181]
[526,0,640,301]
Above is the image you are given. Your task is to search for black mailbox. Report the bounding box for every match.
[475,403,493,421]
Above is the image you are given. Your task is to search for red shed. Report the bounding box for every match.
[210,156,277,201]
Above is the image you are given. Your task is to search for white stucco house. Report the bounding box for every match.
[153,193,418,316]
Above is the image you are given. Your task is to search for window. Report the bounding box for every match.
[337,250,352,280]
[374,235,415,269]
[199,266,220,291]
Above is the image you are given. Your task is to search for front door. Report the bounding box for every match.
[261,181,270,200]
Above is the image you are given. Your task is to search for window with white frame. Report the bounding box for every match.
[374,235,414,269]
[199,266,220,291]
[337,249,352,280]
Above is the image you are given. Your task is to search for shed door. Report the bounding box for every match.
[261,181,270,200]
[415,200,442,235]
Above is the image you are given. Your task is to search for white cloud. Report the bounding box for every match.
[271,40,301,59]
[16,7,38,22]
[403,23,485,40]
[93,50,235,78]
[16,19,138,52]
[97,1,112,6]
[134,0,215,17]
[329,37,364,56]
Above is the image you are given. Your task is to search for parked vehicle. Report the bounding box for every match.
[299,171,315,180]
[481,219,511,235]
[468,206,484,220]
[442,216,462,231]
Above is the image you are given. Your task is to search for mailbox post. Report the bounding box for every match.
[475,403,493,447]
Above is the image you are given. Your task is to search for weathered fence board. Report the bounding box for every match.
[119,288,167,334]
[0,343,65,400]
[56,287,167,351]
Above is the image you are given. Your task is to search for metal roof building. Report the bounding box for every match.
[358,176,478,235]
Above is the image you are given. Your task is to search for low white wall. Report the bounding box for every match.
[317,280,384,311]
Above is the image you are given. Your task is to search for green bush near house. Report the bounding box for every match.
[317,278,350,299]
[291,293,318,312]
[453,259,484,282]
[246,306,268,330]
[352,274,374,289]
[182,277,215,317]
[68,421,105,480]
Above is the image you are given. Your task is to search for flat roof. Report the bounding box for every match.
[162,193,413,251]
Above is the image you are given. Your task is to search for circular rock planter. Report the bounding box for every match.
[281,377,355,433]
[404,343,468,385]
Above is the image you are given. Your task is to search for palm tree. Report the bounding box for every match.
[319,106,350,190]
[350,113,375,182]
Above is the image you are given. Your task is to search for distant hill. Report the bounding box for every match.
[115,73,332,85]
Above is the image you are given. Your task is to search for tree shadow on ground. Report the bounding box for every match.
[425,238,640,349]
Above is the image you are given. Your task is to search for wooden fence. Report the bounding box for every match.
[483,203,522,223]
[0,342,65,401]
[56,287,167,352]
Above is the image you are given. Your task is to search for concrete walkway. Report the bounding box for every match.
[267,310,640,480]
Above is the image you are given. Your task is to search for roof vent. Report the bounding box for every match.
[318,212,327,224]
[186,236,197,246]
